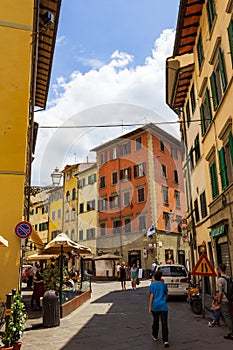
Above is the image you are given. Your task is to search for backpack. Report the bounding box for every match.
[221,276,233,302]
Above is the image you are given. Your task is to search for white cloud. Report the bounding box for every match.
[32,29,179,185]
[56,35,66,46]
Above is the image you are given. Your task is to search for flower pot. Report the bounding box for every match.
[13,343,22,350]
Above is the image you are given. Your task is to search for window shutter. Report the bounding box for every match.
[128,167,131,180]
[218,147,228,190]
[229,132,233,166]
[200,104,206,136]
[206,88,212,121]
[218,48,227,92]
[210,160,219,199]
[228,19,233,68]
[210,72,218,110]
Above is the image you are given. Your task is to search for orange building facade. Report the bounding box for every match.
[92,124,189,270]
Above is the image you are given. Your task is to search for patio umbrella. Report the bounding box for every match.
[94,254,122,260]
[0,235,8,247]
[43,232,92,255]
[43,233,92,307]
[27,253,59,261]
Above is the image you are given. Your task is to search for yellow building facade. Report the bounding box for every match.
[166,0,233,288]
[48,186,63,242]
[0,0,61,299]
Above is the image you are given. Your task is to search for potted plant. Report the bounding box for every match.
[1,292,27,350]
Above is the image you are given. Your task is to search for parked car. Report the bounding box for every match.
[155,264,189,296]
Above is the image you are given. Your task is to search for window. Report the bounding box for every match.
[100,152,107,164]
[31,209,34,215]
[39,222,48,231]
[160,141,165,152]
[100,176,106,189]
[190,84,196,114]
[163,212,171,231]
[162,186,169,205]
[197,33,204,70]
[110,147,117,160]
[123,191,131,206]
[79,230,83,241]
[57,208,61,219]
[120,167,131,181]
[223,131,233,184]
[210,48,227,111]
[42,207,45,214]
[228,19,233,67]
[135,136,142,150]
[218,147,228,190]
[194,134,201,163]
[134,163,146,178]
[161,164,167,178]
[120,141,131,156]
[98,197,108,211]
[171,146,178,160]
[72,188,76,200]
[100,222,106,236]
[112,171,118,185]
[71,229,75,241]
[200,88,212,136]
[186,102,191,127]
[87,228,95,239]
[124,218,131,232]
[80,203,84,213]
[35,224,38,230]
[194,199,200,223]
[87,200,95,211]
[174,170,179,184]
[109,194,119,209]
[137,187,145,203]
[78,178,85,188]
[71,208,76,220]
[112,220,121,234]
[207,0,216,32]
[88,173,97,184]
[189,147,194,171]
[52,210,56,221]
[200,191,207,218]
[209,160,219,199]
[66,172,70,180]
[66,191,70,202]
[175,190,181,208]
[65,210,70,222]
[138,215,146,230]
[36,207,39,214]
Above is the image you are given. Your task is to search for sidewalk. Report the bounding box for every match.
[21,280,229,350]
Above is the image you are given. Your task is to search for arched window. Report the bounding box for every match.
[65,210,70,222]
[66,191,70,202]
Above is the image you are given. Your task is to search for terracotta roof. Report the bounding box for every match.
[173,0,204,57]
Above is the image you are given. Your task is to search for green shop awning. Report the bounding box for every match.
[210,225,225,237]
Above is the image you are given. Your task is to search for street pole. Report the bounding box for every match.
[59,244,63,317]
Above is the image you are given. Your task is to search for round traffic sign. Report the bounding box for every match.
[15,221,32,239]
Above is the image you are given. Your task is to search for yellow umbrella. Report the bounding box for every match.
[27,253,59,261]
[43,232,92,255]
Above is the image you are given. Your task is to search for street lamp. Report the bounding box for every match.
[51,167,62,186]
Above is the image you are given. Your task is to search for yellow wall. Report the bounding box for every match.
[0,0,33,299]
[48,188,63,241]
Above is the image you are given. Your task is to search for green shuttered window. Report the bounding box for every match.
[218,147,228,190]
[228,19,233,68]
[210,160,219,199]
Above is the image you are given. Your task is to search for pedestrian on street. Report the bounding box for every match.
[119,261,127,290]
[149,270,169,348]
[217,263,233,340]
[31,265,44,310]
[130,263,138,290]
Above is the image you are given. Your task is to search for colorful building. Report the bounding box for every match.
[0,0,62,298]
[91,123,188,270]
[166,0,233,289]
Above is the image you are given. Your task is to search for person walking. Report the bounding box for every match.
[130,263,138,290]
[149,270,169,348]
[217,263,233,340]
[31,265,44,310]
[119,262,127,291]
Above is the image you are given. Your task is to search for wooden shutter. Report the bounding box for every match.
[210,72,218,110]
[218,48,227,92]
[200,104,206,136]
[210,160,219,199]
[206,88,212,121]
[218,147,228,190]
[229,132,233,166]
[228,19,233,68]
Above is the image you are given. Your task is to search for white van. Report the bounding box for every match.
[154,264,189,296]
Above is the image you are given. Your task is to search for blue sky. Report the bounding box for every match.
[33,0,180,185]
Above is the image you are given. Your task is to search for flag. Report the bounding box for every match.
[147,224,155,237]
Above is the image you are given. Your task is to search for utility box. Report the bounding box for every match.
[43,290,60,327]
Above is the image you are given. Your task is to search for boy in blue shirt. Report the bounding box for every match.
[149,270,169,347]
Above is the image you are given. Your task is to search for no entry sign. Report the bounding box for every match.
[15,221,32,239]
